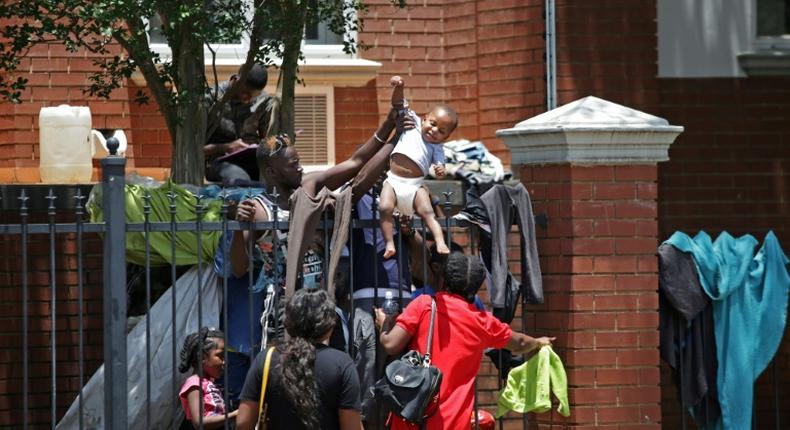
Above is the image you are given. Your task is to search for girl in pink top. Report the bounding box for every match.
[179,328,238,429]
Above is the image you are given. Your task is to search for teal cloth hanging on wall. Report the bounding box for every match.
[665,231,789,430]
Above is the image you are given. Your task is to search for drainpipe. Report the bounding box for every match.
[545,0,557,110]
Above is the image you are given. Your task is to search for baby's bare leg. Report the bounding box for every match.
[379,182,398,259]
[414,188,449,254]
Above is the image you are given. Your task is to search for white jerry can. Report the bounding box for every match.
[38,104,93,183]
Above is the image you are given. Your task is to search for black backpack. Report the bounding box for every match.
[373,298,442,424]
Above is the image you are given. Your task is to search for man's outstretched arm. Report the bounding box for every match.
[303,108,399,195]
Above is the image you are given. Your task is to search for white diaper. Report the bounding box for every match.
[384,171,424,216]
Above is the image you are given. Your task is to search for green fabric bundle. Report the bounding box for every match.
[496,346,570,418]
[89,180,224,266]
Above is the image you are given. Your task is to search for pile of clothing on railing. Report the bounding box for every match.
[437,139,509,185]
[659,231,789,430]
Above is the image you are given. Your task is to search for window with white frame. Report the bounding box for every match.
[658,0,790,77]
[738,0,790,76]
[755,0,790,48]
[146,1,352,62]
[305,20,344,45]
[757,0,790,36]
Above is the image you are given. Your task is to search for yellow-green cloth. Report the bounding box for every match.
[496,346,570,418]
[89,180,224,266]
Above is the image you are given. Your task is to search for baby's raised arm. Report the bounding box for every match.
[390,76,405,109]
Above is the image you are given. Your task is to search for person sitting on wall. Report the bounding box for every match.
[204,63,278,185]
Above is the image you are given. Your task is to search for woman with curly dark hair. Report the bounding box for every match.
[235,288,362,430]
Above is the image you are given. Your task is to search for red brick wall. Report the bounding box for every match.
[0,103,13,170]
[552,1,790,243]
[0,43,134,182]
[127,85,171,169]
[359,0,545,164]
[0,1,548,178]
[554,0,658,108]
[656,78,790,242]
[334,83,381,162]
[357,0,447,119]
[473,0,545,164]
[445,0,479,140]
[549,4,664,428]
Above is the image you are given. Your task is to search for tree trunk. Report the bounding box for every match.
[276,3,307,139]
[172,32,207,185]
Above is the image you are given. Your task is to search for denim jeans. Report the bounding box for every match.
[206,160,252,184]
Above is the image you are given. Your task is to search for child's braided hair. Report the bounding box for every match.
[443,252,486,304]
[178,327,224,374]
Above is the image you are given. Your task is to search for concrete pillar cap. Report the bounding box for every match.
[497,96,683,165]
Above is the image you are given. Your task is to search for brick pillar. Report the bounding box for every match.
[498,96,682,428]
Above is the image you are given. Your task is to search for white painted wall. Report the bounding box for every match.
[658,0,753,77]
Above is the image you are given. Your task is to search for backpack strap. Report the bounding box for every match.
[423,298,437,365]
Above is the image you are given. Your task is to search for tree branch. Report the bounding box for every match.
[206,0,268,126]
[205,43,220,104]
[120,17,178,142]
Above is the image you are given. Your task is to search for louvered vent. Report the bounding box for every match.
[294,94,329,165]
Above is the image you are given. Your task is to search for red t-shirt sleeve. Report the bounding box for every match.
[483,312,513,349]
[396,294,431,336]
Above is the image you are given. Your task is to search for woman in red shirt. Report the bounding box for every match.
[376,252,553,430]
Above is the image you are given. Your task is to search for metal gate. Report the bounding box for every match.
[0,152,541,429]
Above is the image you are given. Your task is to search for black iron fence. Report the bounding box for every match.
[0,152,542,430]
[3,152,784,430]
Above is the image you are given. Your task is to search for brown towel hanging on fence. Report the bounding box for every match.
[326,187,353,297]
[285,186,353,299]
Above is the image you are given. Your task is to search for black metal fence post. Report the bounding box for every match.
[46,189,57,429]
[101,139,127,430]
[19,190,30,429]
